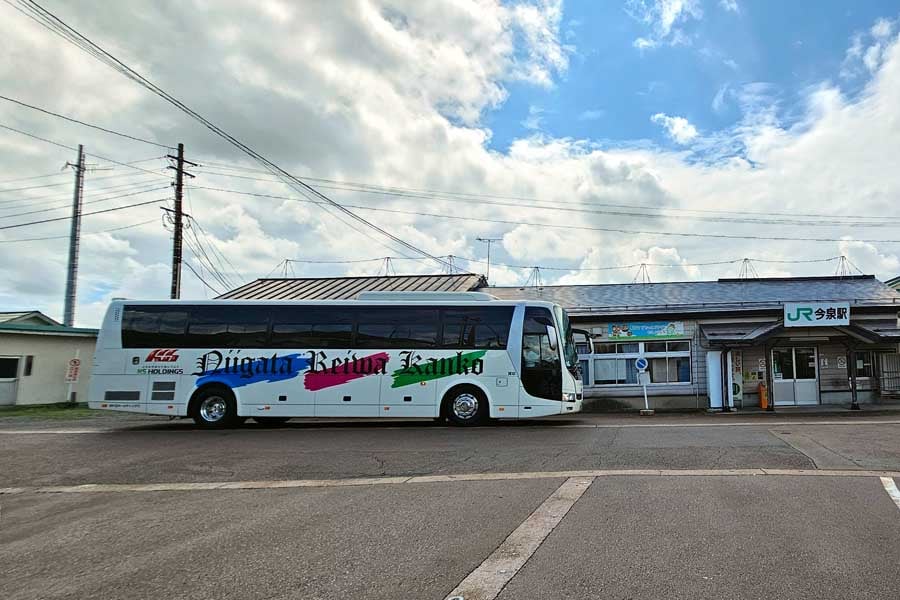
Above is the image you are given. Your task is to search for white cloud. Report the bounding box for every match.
[2,6,900,327]
[578,109,605,121]
[626,0,702,50]
[521,105,545,130]
[711,83,730,113]
[719,0,740,14]
[650,112,699,143]
[841,16,897,78]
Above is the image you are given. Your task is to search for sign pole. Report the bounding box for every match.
[65,348,80,404]
[636,356,653,416]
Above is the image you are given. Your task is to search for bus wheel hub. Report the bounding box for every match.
[199,397,227,422]
[452,394,478,419]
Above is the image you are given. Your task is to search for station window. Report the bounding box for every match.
[853,351,874,378]
[580,340,692,386]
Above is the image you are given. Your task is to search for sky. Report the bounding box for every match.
[1,0,900,327]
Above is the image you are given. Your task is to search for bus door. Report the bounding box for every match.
[520,307,563,406]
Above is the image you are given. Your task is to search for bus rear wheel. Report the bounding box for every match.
[190,386,239,429]
[443,386,488,426]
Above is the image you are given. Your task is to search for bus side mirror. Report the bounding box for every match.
[546,325,557,350]
[572,328,594,354]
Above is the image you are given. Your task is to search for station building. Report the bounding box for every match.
[222,273,900,411]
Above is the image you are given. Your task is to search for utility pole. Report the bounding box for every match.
[62,144,85,327]
[166,143,195,298]
[476,237,501,283]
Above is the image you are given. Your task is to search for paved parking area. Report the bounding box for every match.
[2,414,900,599]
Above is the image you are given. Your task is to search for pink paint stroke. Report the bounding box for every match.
[303,352,390,391]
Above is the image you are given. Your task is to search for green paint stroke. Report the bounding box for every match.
[390,350,487,388]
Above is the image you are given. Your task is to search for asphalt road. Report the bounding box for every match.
[2,413,900,599]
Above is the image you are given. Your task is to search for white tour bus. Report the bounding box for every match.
[88,292,584,427]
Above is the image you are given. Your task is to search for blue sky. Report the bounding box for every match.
[486,0,897,151]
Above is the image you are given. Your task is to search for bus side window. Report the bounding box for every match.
[187,306,268,348]
[357,307,439,349]
[441,306,514,349]
[269,306,354,349]
[122,306,188,348]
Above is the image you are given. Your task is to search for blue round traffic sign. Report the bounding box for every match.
[635,357,649,371]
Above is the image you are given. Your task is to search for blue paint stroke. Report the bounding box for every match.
[195,352,310,389]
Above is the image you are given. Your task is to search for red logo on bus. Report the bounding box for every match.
[146,348,179,362]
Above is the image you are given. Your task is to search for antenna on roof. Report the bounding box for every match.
[834,255,862,277]
[443,255,458,275]
[738,258,759,279]
[525,266,543,288]
[377,257,396,277]
[632,263,651,284]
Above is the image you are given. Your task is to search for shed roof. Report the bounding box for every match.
[483,275,900,316]
[219,273,486,300]
[0,311,60,326]
[0,323,97,337]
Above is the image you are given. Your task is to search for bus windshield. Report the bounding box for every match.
[554,305,577,370]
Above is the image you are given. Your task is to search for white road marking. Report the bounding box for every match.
[881,477,900,512]
[444,476,594,600]
[1,419,900,435]
[3,468,899,496]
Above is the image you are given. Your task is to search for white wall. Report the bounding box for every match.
[0,333,96,405]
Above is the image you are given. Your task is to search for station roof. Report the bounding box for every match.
[219,273,486,300]
[483,275,900,317]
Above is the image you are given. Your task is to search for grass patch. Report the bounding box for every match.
[0,403,106,419]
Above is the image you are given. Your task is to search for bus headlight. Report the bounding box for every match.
[562,392,576,402]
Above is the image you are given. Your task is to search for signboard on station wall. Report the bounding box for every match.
[64,358,81,383]
[783,302,850,327]
[608,321,685,340]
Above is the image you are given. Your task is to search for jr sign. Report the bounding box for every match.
[784,302,850,327]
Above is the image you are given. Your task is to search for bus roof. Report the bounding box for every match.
[107,297,561,309]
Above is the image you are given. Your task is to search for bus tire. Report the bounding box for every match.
[190,385,239,429]
[443,385,488,426]
[253,416,291,426]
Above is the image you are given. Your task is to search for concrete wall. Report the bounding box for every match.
[0,333,96,405]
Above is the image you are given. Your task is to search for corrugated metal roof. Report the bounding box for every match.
[219,273,486,300]
[483,275,900,316]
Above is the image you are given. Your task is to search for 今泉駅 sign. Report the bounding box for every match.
[783,302,850,327]
[608,321,685,340]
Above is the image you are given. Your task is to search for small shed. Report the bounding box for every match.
[0,311,97,406]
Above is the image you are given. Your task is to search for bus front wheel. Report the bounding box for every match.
[443,386,488,426]
[190,386,239,429]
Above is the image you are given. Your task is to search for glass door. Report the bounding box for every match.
[793,347,819,405]
[771,347,819,406]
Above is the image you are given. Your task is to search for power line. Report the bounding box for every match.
[0,122,171,178]
[13,0,454,271]
[0,178,168,210]
[273,254,846,274]
[188,184,900,245]
[0,93,172,148]
[0,197,167,230]
[182,258,223,295]
[0,170,69,185]
[0,170,163,197]
[0,185,169,219]
[193,160,900,224]
[0,218,158,243]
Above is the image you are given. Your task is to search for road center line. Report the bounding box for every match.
[3,468,900,496]
[444,476,594,600]
[881,477,900,512]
